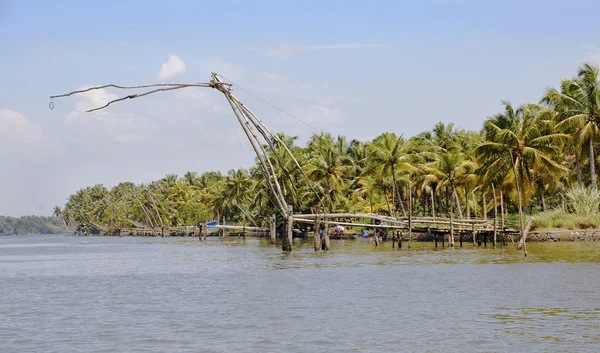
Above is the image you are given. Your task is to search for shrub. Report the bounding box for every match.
[565,187,600,216]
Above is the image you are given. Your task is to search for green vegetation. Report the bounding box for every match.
[565,187,600,216]
[56,62,600,233]
[0,215,64,235]
[531,210,600,231]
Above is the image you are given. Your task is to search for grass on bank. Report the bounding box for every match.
[530,187,600,231]
[532,209,600,231]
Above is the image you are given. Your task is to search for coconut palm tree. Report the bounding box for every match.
[365,133,418,217]
[476,102,567,235]
[542,62,600,190]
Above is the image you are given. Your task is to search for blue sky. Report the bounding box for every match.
[1,0,600,216]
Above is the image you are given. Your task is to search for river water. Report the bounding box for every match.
[1,235,599,352]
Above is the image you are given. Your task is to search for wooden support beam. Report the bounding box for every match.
[270,214,276,244]
[322,219,330,251]
[314,211,321,251]
[283,205,293,252]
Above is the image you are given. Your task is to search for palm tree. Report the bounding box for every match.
[304,144,349,212]
[542,62,600,190]
[422,146,476,219]
[366,133,417,217]
[476,101,567,235]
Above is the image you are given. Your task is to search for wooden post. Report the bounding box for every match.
[441,232,445,248]
[322,219,330,251]
[517,216,534,257]
[392,229,396,248]
[492,184,498,248]
[398,231,402,249]
[459,231,463,247]
[314,211,321,251]
[434,232,438,248]
[472,222,476,246]
[283,205,293,252]
[270,214,276,244]
[408,182,413,249]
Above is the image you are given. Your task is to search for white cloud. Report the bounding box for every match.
[0,108,48,145]
[289,104,342,125]
[158,55,187,81]
[263,43,389,58]
[263,44,304,58]
[63,86,148,143]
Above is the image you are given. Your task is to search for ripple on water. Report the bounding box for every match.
[0,235,600,352]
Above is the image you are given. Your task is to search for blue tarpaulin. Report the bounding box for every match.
[206,220,218,231]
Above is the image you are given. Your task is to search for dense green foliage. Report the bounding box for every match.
[56,62,600,232]
[0,215,64,235]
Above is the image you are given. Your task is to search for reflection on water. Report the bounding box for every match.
[1,235,599,352]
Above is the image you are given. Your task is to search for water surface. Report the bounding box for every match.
[1,235,599,352]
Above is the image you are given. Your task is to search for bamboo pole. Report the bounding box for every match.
[235,99,326,213]
[500,190,505,230]
[517,216,534,257]
[223,93,287,215]
[472,222,476,246]
[293,218,408,230]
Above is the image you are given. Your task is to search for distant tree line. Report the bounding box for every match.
[0,215,64,235]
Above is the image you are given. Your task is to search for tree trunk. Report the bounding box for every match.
[408,183,412,248]
[541,192,547,212]
[431,189,435,218]
[391,165,407,217]
[384,190,392,217]
[452,187,464,219]
[511,155,524,240]
[449,202,454,248]
[465,189,470,220]
[590,135,597,191]
[575,146,583,188]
